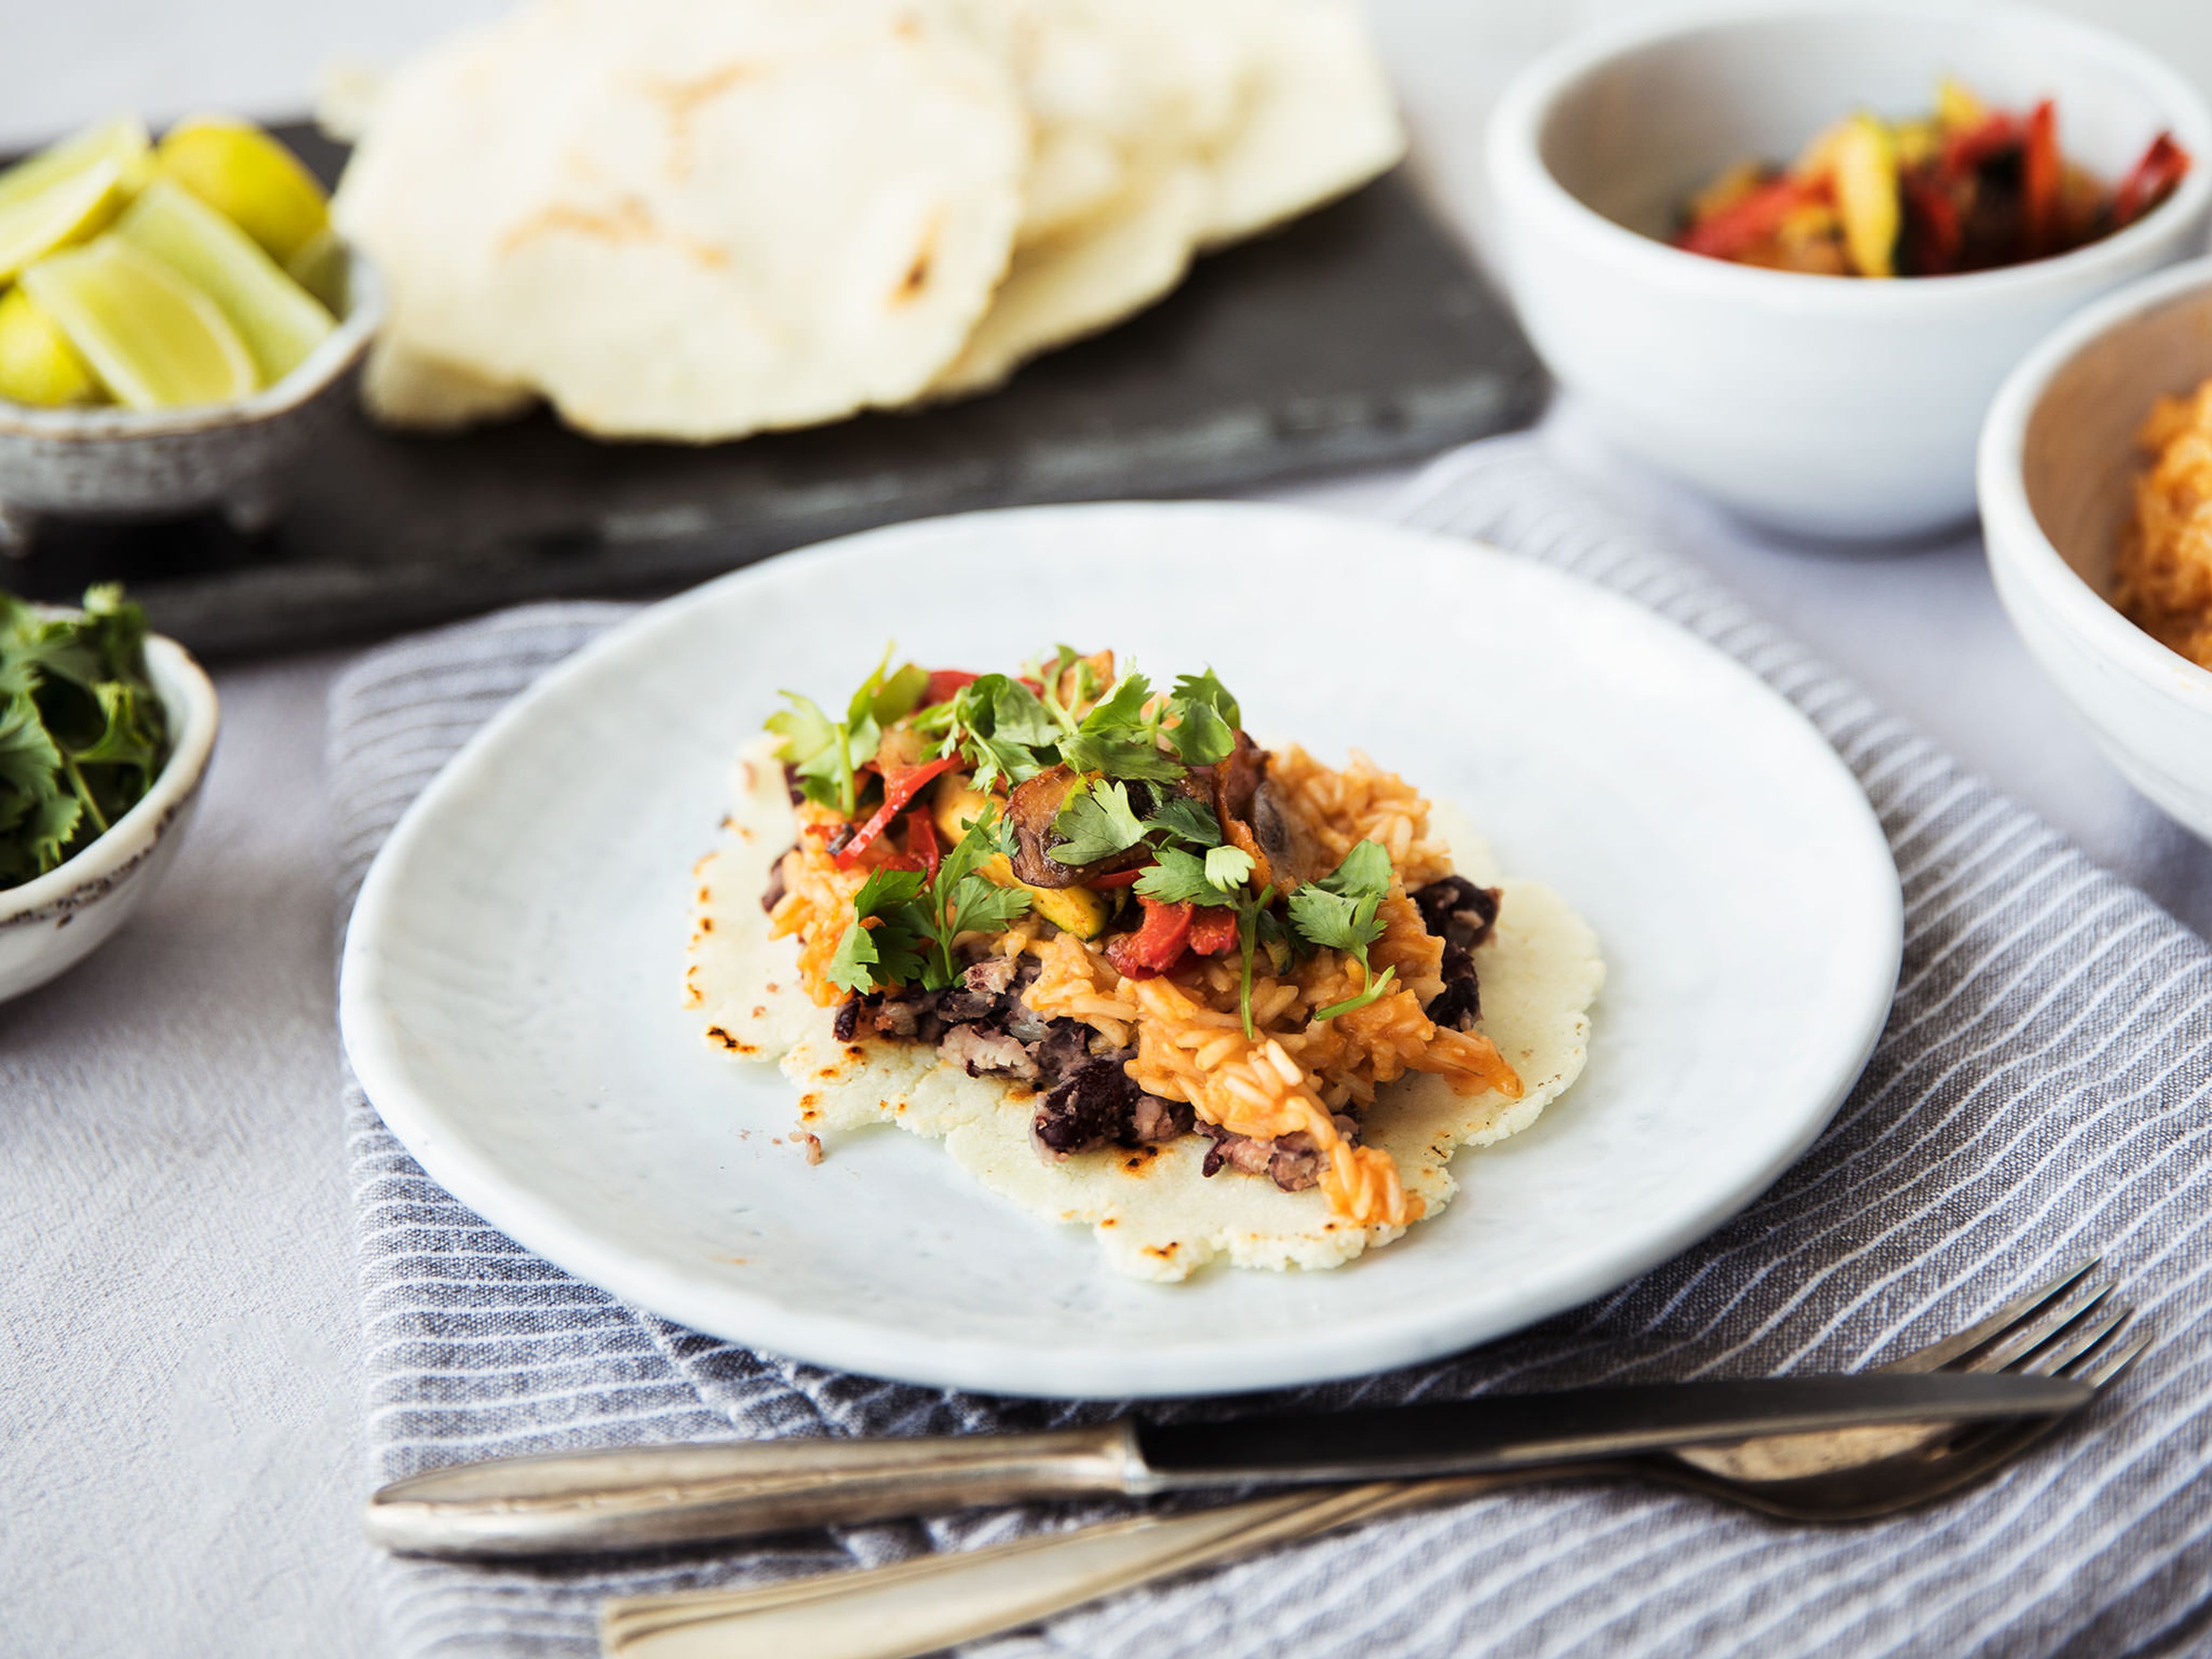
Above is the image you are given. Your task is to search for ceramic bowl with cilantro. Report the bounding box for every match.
[684,646,1604,1282]
[0,585,218,1002]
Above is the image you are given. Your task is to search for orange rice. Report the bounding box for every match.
[2118,378,2212,668]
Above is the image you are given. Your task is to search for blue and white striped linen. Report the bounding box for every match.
[333,434,2212,1657]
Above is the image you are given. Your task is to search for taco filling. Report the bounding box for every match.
[688,645,1600,1278]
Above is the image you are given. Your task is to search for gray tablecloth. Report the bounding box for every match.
[332,434,2212,1657]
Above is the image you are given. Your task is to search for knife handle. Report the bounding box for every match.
[362,1423,1143,1558]
[597,1476,1534,1659]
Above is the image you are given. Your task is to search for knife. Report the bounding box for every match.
[362,1370,2088,1559]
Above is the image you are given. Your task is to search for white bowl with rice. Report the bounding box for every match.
[1487,2,2212,541]
[1980,256,2212,843]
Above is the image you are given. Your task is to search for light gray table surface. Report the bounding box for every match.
[6,3,2212,1654]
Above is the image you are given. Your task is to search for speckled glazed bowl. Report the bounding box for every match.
[0,628,218,1003]
[0,252,381,548]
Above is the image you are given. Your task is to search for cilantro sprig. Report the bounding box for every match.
[930,649,1246,797]
[826,806,1032,997]
[1059,673,1184,782]
[1288,840,1399,1020]
[827,867,930,993]
[768,647,930,816]
[0,585,168,891]
[938,673,1056,795]
[1049,778,1148,865]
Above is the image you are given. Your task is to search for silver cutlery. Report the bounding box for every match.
[592,1259,2145,1659]
[368,1364,2085,1559]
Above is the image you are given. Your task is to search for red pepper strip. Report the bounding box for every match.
[1188,906,1240,956]
[1089,867,1147,889]
[835,756,960,866]
[2022,100,2060,256]
[906,810,940,879]
[1901,170,1963,275]
[1673,175,1828,260]
[1105,897,1193,980]
[923,669,978,705]
[1942,112,2021,176]
[2113,132,2192,228]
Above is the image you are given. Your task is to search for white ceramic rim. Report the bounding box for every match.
[338,503,1903,1397]
[0,251,384,439]
[1487,0,2212,314]
[0,628,219,924]
[1976,253,2212,713]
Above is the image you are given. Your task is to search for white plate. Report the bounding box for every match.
[340,503,1900,1399]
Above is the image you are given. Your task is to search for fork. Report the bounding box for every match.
[597,1259,2147,1659]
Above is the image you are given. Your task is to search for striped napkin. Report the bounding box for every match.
[334,434,2212,1658]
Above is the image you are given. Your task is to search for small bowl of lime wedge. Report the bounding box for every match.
[0,113,382,548]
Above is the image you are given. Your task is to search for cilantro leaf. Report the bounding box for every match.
[1321,838,1393,900]
[844,644,893,726]
[1172,668,1241,730]
[73,681,160,771]
[0,585,167,889]
[828,868,930,994]
[1060,672,1184,782]
[17,789,82,874]
[853,866,928,912]
[1169,698,1234,766]
[980,675,1058,747]
[946,875,1031,938]
[768,648,929,818]
[872,662,931,727]
[1062,729,1184,782]
[790,711,879,815]
[766,691,835,765]
[1203,845,1255,889]
[1077,671,1152,730]
[1050,778,1147,865]
[1142,794,1221,849]
[1286,838,1392,963]
[0,692,62,808]
[949,675,1055,793]
[1135,846,1236,906]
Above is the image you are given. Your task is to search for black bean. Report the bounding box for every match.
[1411,876,1502,952]
[1032,1059,1132,1154]
[760,846,795,914]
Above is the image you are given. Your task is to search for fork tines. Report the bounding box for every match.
[1884,1256,2150,1390]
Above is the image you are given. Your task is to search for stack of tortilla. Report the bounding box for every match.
[329,0,1404,441]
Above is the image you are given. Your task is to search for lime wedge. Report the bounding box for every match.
[282,224,350,315]
[0,157,131,283]
[22,238,258,409]
[0,286,104,407]
[114,179,334,384]
[0,115,151,217]
[157,116,329,264]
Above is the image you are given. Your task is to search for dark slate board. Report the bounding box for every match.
[4,126,1543,658]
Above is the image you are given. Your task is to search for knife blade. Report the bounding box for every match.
[1130,1371,2090,1486]
[365,1370,2089,1558]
